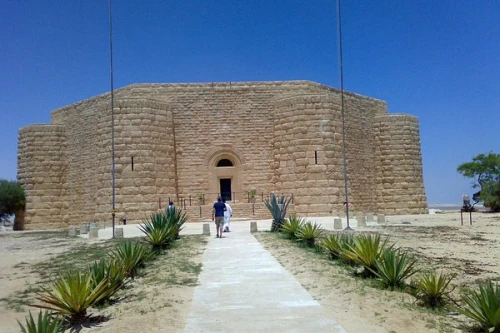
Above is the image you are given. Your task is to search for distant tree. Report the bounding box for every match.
[0,179,26,222]
[457,153,500,211]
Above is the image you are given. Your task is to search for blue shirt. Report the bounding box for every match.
[213,201,226,217]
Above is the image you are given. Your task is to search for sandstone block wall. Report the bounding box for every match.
[18,80,428,229]
[374,114,428,214]
[274,95,345,215]
[342,93,387,213]
[94,99,176,222]
[18,125,67,229]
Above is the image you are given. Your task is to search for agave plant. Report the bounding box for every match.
[32,271,112,323]
[282,215,307,239]
[109,241,151,278]
[264,193,292,232]
[340,233,390,277]
[412,271,455,307]
[139,212,178,252]
[321,233,356,262]
[459,281,500,332]
[88,259,126,305]
[166,206,187,239]
[374,248,418,289]
[18,310,63,333]
[296,222,324,247]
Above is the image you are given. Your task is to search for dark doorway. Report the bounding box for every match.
[219,178,232,201]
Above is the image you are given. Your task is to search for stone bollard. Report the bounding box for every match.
[357,214,366,227]
[366,213,375,223]
[202,223,210,235]
[377,214,386,224]
[68,227,77,237]
[250,222,258,233]
[80,224,88,234]
[115,228,124,238]
[89,227,99,239]
[334,218,342,230]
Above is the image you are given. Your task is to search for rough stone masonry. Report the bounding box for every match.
[17,80,427,229]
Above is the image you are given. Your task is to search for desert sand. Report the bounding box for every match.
[0,211,499,332]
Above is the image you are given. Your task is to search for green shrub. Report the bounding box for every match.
[0,179,26,222]
[88,259,126,305]
[264,193,292,232]
[296,222,324,247]
[459,281,500,332]
[282,215,307,239]
[321,233,355,262]
[139,212,178,252]
[109,241,151,278]
[32,271,112,323]
[374,248,418,289]
[412,272,455,308]
[340,233,390,277]
[165,206,188,239]
[18,311,63,333]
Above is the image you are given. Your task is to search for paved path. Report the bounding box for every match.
[183,224,346,333]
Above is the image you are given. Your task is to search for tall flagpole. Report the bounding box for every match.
[337,0,352,230]
[109,0,116,238]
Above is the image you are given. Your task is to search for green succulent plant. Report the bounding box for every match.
[374,248,418,289]
[282,215,307,239]
[32,271,112,324]
[296,222,324,247]
[88,259,126,305]
[340,233,390,277]
[321,233,355,262]
[139,212,178,252]
[264,193,291,232]
[459,281,500,332]
[18,311,63,333]
[411,271,455,308]
[109,241,151,278]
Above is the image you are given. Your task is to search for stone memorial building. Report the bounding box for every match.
[18,81,427,229]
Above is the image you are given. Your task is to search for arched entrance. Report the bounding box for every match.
[206,149,243,202]
[217,159,234,200]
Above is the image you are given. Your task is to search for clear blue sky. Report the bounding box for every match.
[1,1,498,205]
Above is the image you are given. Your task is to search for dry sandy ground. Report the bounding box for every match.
[1,211,499,333]
[0,232,206,333]
[256,211,500,333]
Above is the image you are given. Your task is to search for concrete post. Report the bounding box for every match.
[366,213,375,223]
[357,214,366,227]
[89,227,99,239]
[68,227,77,237]
[250,222,258,233]
[377,214,386,224]
[333,218,342,230]
[115,227,124,238]
[80,224,88,234]
[203,223,210,235]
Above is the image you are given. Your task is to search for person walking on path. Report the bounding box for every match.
[223,198,232,232]
[212,197,226,238]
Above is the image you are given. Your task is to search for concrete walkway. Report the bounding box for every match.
[183,224,346,333]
